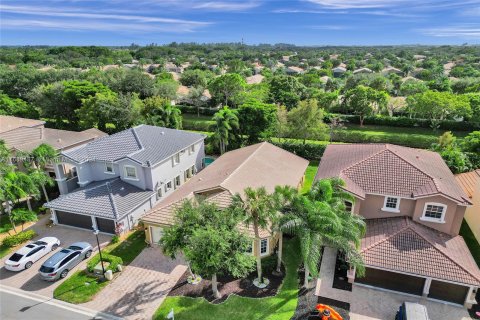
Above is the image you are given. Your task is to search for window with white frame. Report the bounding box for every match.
[345,201,353,213]
[175,175,181,188]
[421,203,446,223]
[260,238,268,256]
[245,241,253,255]
[189,144,195,154]
[105,162,114,174]
[124,166,137,179]
[173,153,180,166]
[382,196,400,212]
[165,181,172,192]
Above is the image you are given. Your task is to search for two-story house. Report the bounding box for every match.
[44,125,205,235]
[0,115,107,177]
[315,144,480,308]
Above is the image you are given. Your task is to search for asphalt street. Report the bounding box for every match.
[0,288,111,320]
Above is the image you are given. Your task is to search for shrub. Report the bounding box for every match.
[87,253,123,273]
[270,141,327,160]
[110,235,120,244]
[182,119,213,131]
[2,230,36,247]
[261,254,277,274]
[332,130,437,148]
[177,105,218,116]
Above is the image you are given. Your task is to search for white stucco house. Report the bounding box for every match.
[45,125,205,234]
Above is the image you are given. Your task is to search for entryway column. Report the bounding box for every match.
[50,209,58,224]
[91,216,98,230]
[422,277,432,297]
[464,286,476,308]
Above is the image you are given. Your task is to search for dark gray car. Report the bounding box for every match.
[38,242,93,281]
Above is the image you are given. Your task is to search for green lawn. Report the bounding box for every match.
[460,220,480,267]
[302,161,319,194]
[0,245,12,259]
[154,238,301,320]
[54,230,147,303]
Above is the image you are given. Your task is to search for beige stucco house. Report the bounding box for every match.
[456,170,480,242]
[315,144,479,308]
[141,142,309,257]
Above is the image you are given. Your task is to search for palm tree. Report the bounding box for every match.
[15,172,40,212]
[231,187,277,285]
[272,185,300,274]
[280,196,342,288]
[30,144,57,201]
[30,169,54,202]
[212,106,239,154]
[1,171,30,234]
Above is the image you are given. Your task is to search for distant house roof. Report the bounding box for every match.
[353,67,373,74]
[63,125,205,167]
[141,142,309,235]
[455,170,480,199]
[0,116,44,133]
[176,85,190,96]
[44,178,154,220]
[315,144,471,205]
[332,66,346,73]
[0,116,107,152]
[246,74,264,84]
[382,66,402,74]
[286,66,304,74]
[361,217,480,286]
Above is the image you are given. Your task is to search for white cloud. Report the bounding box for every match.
[193,1,260,11]
[0,4,210,25]
[420,24,480,38]
[304,0,480,10]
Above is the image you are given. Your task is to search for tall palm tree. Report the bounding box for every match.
[212,106,239,154]
[272,185,300,273]
[1,171,30,234]
[30,144,57,202]
[15,172,40,212]
[231,187,277,285]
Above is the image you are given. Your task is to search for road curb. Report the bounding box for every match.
[0,284,123,320]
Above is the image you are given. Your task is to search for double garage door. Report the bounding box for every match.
[357,268,469,305]
[56,211,116,234]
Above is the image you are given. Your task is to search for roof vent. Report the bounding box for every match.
[416,156,419,159]
[161,131,165,135]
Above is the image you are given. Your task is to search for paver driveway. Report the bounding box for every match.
[0,215,111,298]
[83,246,187,320]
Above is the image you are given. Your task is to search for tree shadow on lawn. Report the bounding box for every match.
[100,279,170,318]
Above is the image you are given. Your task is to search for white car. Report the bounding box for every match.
[4,237,60,271]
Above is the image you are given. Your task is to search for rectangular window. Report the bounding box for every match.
[105,162,114,174]
[175,175,181,188]
[260,238,268,256]
[165,181,172,192]
[124,166,137,179]
[68,167,78,179]
[422,203,446,222]
[189,144,195,154]
[156,188,162,200]
[382,196,400,212]
[345,201,353,213]
[173,153,180,166]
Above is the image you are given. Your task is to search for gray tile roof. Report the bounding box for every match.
[63,125,205,166]
[44,178,155,220]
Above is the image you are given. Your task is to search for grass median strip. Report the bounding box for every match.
[54,230,146,304]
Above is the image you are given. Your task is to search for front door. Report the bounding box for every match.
[150,226,163,244]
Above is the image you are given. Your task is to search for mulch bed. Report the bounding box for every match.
[168,264,286,304]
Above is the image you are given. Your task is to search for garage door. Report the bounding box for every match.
[95,217,116,234]
[56,211,93,230]
[428,280,469,305]
[356,267,425,296]
[150,226,163,244]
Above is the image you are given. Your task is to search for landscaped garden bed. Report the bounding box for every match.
[168,261,285,303]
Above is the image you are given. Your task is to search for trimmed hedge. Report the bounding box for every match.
[326,114,480,131]
[182,118,214,131]
[87,253,123,273]
[2,230,37,247]
[332,130,437,148]
[177,105,218,116]
[270,141,327,160]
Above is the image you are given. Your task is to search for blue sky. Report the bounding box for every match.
[1,0,480,46]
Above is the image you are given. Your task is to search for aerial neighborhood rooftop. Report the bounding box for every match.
[1,43,480,320]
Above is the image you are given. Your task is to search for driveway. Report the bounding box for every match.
[0,215,111,298]
[350,284,472,320]
[83,246,187,320]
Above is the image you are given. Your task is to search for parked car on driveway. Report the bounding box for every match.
[4,237,60,271]
[38,242,93,281]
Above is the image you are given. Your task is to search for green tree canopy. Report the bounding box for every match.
[287,99,329,144]
[0,94,38,118]
[208,73,246,107]
[237,99,278,144]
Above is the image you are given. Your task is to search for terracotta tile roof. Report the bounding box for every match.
[315,144,470,205]
[455,170,480,199]
[361,217,480,286]
[141,142,308,237]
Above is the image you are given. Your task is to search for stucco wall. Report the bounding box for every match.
[357,194,415,219]
[355,194,466,236]
[464,180,480,242]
